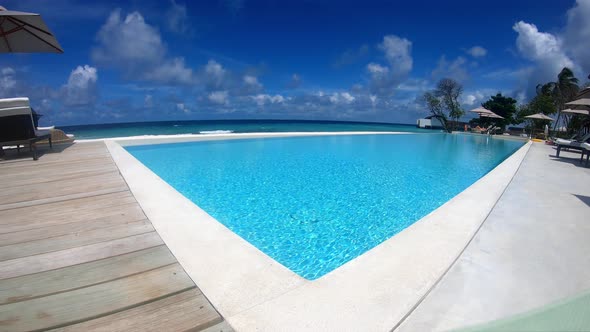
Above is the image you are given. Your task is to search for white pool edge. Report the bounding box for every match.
[106,133,531,331]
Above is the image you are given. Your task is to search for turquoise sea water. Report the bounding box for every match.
[60,120,430,139]
[126,133,523,280]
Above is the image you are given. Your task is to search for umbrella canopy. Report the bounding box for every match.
[0,6,63,53]
[469,107,493,115]
[525,113,554,121]
[468,107,504,119]
[561,108,590,115]
[481,112,504,119]
[565,98,590,107]
[574,87,590,98]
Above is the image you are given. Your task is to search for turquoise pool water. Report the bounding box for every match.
[126,134,524,280]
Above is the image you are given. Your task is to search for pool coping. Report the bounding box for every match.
[105,132,531,331]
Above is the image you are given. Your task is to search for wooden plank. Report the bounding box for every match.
[0,191,137,227]
[0,167,120,189]
[0,140,227,332]
[0,173,127,207]
[0,187,128,211]
[51,289,223,332]
[0,245,176,305]
[0,264,195,332]
[0,232,163,279]
[0,147,111,167]
[0,154,116,172]
[0,155,113,171]
[0,220,154,261]
[0,146,111,168]
[0,203,145,233]
[0,207,146,245]
[0,157,116,176]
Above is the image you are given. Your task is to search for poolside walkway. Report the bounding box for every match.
[0,142,230,331]
[397,142,590,331]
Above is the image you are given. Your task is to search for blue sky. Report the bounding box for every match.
[1,0,589,126]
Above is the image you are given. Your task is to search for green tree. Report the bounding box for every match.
[513,89,556,125]
[423,78,464,133]
[547,67,580,131]
[481,93,518,128]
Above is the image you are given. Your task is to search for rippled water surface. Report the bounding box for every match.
[127,134,523,279]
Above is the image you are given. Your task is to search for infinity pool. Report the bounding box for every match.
[126,134,523,279]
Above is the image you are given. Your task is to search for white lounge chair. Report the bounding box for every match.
[555,132,590,157]
[0,97,52,160]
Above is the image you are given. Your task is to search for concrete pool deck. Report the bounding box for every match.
[105,132,533,331]
[397,142,590,331]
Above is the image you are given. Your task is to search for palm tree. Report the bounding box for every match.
[550,67,579,132]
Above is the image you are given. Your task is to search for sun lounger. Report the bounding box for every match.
[555,132,590,157]
[581,143,590,167]
[0,97,52,160]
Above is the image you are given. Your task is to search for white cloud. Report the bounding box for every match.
[242,74,263,93]
[329,92,355,104]
[513,21,574,75]
[166,0,191,34]
[366,34,413,96]
[143,58,194,85]
[367,63,389,74]
[369,95,377,106]
[243,75,258,85]
[93,10,163,66]
[512,20,579,98]
[466,46,487,57]
[462,92,484,106]
[144,94,153,108]
[205,60,226,79]
[92,9,194,85]
[563,0,590,75]
[379,35,413,75]
[202,60,228,90]
[208,90,229,104]
[0,67,17,91]
[460,89,501,109]
[1,67,15,76]
[176,103,191,114]
[61,65,98,106]
[431,56,470,83]
[252,94,285,106]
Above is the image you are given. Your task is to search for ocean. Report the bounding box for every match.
[59,119,434,140]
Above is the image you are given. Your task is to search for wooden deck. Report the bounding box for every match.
[0,142,231,332]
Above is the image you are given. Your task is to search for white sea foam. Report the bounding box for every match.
[199,130,234,134]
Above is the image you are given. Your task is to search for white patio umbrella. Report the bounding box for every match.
[561,108,590,116]
[481,112,504,119]
[525,113,554,121]
[525,113,554,138]
[468,107,504,119]
[0,6,63,53]
[565,98,590,107]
